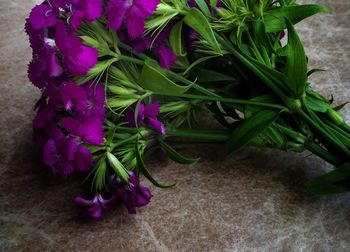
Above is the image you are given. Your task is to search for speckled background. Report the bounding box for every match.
[1,0,350,251]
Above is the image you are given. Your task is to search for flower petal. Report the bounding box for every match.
[74,145,93,172]
[156,44,177,69]
[106,0,127,30]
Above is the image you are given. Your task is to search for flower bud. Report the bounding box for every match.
[327,108,344,126]
[107,152,129,182]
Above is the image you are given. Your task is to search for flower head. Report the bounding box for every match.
[114,171,153,214]
[55,21,98,76]
[106,0,160,38]
[74,194,117,219]
[130,27,177,69]
[125,102,166,135]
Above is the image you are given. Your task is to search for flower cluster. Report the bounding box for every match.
[26,0,164,217]
[26,0,350,219]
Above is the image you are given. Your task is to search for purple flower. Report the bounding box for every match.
[114,171,153,214]
[82,82,106,121]
[43,127,93,176]
[130,27,177,69]
[106,0,160,38]
[43,130,77,176]
[125,103,166,135]
[55,21,98,76]
[60,117,105,146]
[60,81,88,112]
[59,82,105,146]
[74,194,117,219]
[69,0,103,31]
[28,0,102,31]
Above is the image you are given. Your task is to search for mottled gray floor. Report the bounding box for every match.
[0,0,350,251]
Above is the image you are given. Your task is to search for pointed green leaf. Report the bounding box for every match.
[107,152,129,182]
[305,94,329,112]
[264,5,329,33]
[194,0,211,17]
[135,141,175,188]
[282,18,308,98]
[226,110,280,153]
[184,8,221,54]
[305,163,350,195]
[169,21,186,56]
[159,139,199,164]
[138,60,192,94]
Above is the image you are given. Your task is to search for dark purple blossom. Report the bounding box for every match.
[125,102,166,135]
[114,171,153,214]
[28,0,102,31]
[60,117,105,146]
[55,21,98,76]
[43,126,93,176]
[60,81,88,112]
[131,28,177,69]
[74,194,117,219]
[59,82,105,146]
[106,0,160,38]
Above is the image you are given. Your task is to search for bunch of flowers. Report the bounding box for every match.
[26,0,350,218]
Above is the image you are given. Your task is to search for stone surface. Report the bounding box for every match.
[0,0,350,251]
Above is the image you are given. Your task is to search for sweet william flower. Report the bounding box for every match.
[43,126,93,176]
[131,27,177,69]
[59,82,105,146]
[114,171,153,214]
[28,0,102,31]
[125,102,166,135]
[55,21,98,76]
[106,0,160,38]
[60,117,105,146]
[74,194,117,219]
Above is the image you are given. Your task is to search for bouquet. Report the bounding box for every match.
[26,0,350,219]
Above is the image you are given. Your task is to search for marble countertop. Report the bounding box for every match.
[1,0,350,251]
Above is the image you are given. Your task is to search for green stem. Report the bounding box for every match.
[298,109,350,158]
[306,142,343,167]
[155,92,287,111]
[166,129,230,142]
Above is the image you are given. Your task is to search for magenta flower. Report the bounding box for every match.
[125,102,166,135]
[28,0,102,31]
[106,0,160,38]
[114,171,153,214]
[59,82,105,146]
[60,117,105,146]
[131,28,177,69]
[55,21,98,76]
[60,81,88,112]
[74,194,117,219]
[43,127,93,176]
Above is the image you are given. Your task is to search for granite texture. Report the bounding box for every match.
[1,0,350,251]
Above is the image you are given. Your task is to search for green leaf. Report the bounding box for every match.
[94,159,107,191]
[159,139,199,165]
[169,21,185,56]
[245,94,280,118]
[281,18,308,98]
[305,94,329,113]
[135,141,175,188]
[183,55,218,75]
[195,69,235,82]
[334,102,348,112]
[305,163,350,195]
[107,152,129,182]
[264,5,329,33]
[194,0,211,17]
[138,60,192,95]
[226,110,280,153]
[184,8,221,54]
